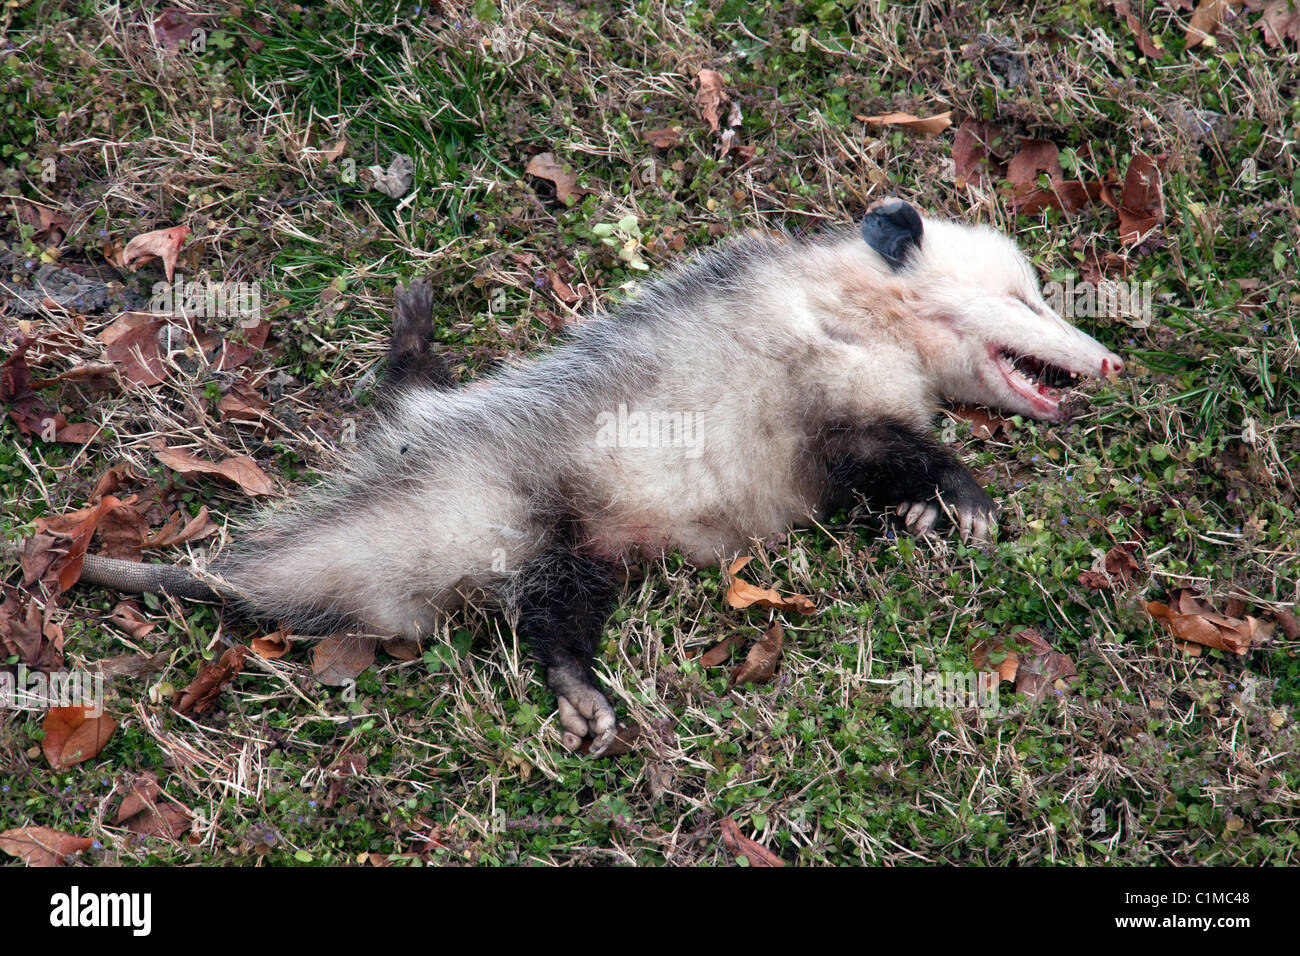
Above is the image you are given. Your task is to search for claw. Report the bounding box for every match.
[910,503,939,536]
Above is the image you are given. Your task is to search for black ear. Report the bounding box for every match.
[860,199,923,270]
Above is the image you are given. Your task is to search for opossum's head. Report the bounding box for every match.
[861,200,1125,421]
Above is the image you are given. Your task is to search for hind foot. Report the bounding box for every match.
[548,664,617,756]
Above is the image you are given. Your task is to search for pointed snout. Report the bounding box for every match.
[1101,353,1124,377]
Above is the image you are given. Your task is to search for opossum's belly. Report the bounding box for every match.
[579,424,820,565]
[584,485,819,566]
[587,521,781,566]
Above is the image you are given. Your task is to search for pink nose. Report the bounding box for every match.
[1102,355,1124,376]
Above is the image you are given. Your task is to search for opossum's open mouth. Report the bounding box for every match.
[992,345,1082,417]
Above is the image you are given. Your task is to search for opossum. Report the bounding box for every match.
[36,199,1124,755]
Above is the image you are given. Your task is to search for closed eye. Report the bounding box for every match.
[1011,292,1051,319]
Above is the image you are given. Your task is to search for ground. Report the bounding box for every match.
[0,0,1297,866]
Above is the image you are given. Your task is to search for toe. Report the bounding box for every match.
[556,694,591,743]
[913,504,939,536]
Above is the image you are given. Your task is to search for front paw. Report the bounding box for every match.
[897,473,996,542]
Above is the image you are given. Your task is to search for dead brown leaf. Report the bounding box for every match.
[970,638,1020,683]
[312,634,377,685]
[694,69,731,134]
[217,379,270,423]
[1013,628,1077,702]
[95,650,168,679]
[107,600,156,640]
[1079,542,1146,591]
[642,126,683,148]
[121,224,191,282]
[115,772,161,823]
[858,110,952,135]
[144,506,218,551]
[1186,0,1242,47]
[1258,0,1300,45]
[99,312,167,386]
[115,773,193,840]
[152,443,275,496]
[381,636,421,661]
[1115,154,1164,243]
[1276,607,1299,641]
[588,722,643,757]
[153,8,201,51]
[15,202,72,244]
[322,138,348,162]
[0,827,93,866]
[42,705,118,769]
[0,586,64,670]
[725,557,816,615]
[525,152,584,205]
[1147,590,1271,655]
[952,120,1008,184]
[949,405,1015,440]
[251,630,292,659]
[700,633,743,667]
[31,495,133,593]
[1113,0,1165,57]
[719,817,784,867]
[1,335,98,444]
[730,622,783,686]
[207,318,271,371]
[175,644,248,714]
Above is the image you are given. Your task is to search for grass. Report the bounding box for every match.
[0,0,1297,866]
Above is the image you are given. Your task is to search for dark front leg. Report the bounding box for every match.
[511,541,620,754]
[385,279,455,391]
[818,419,996,541]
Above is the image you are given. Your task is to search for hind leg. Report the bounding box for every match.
[385,279,454,390]
[513,542,620,755]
